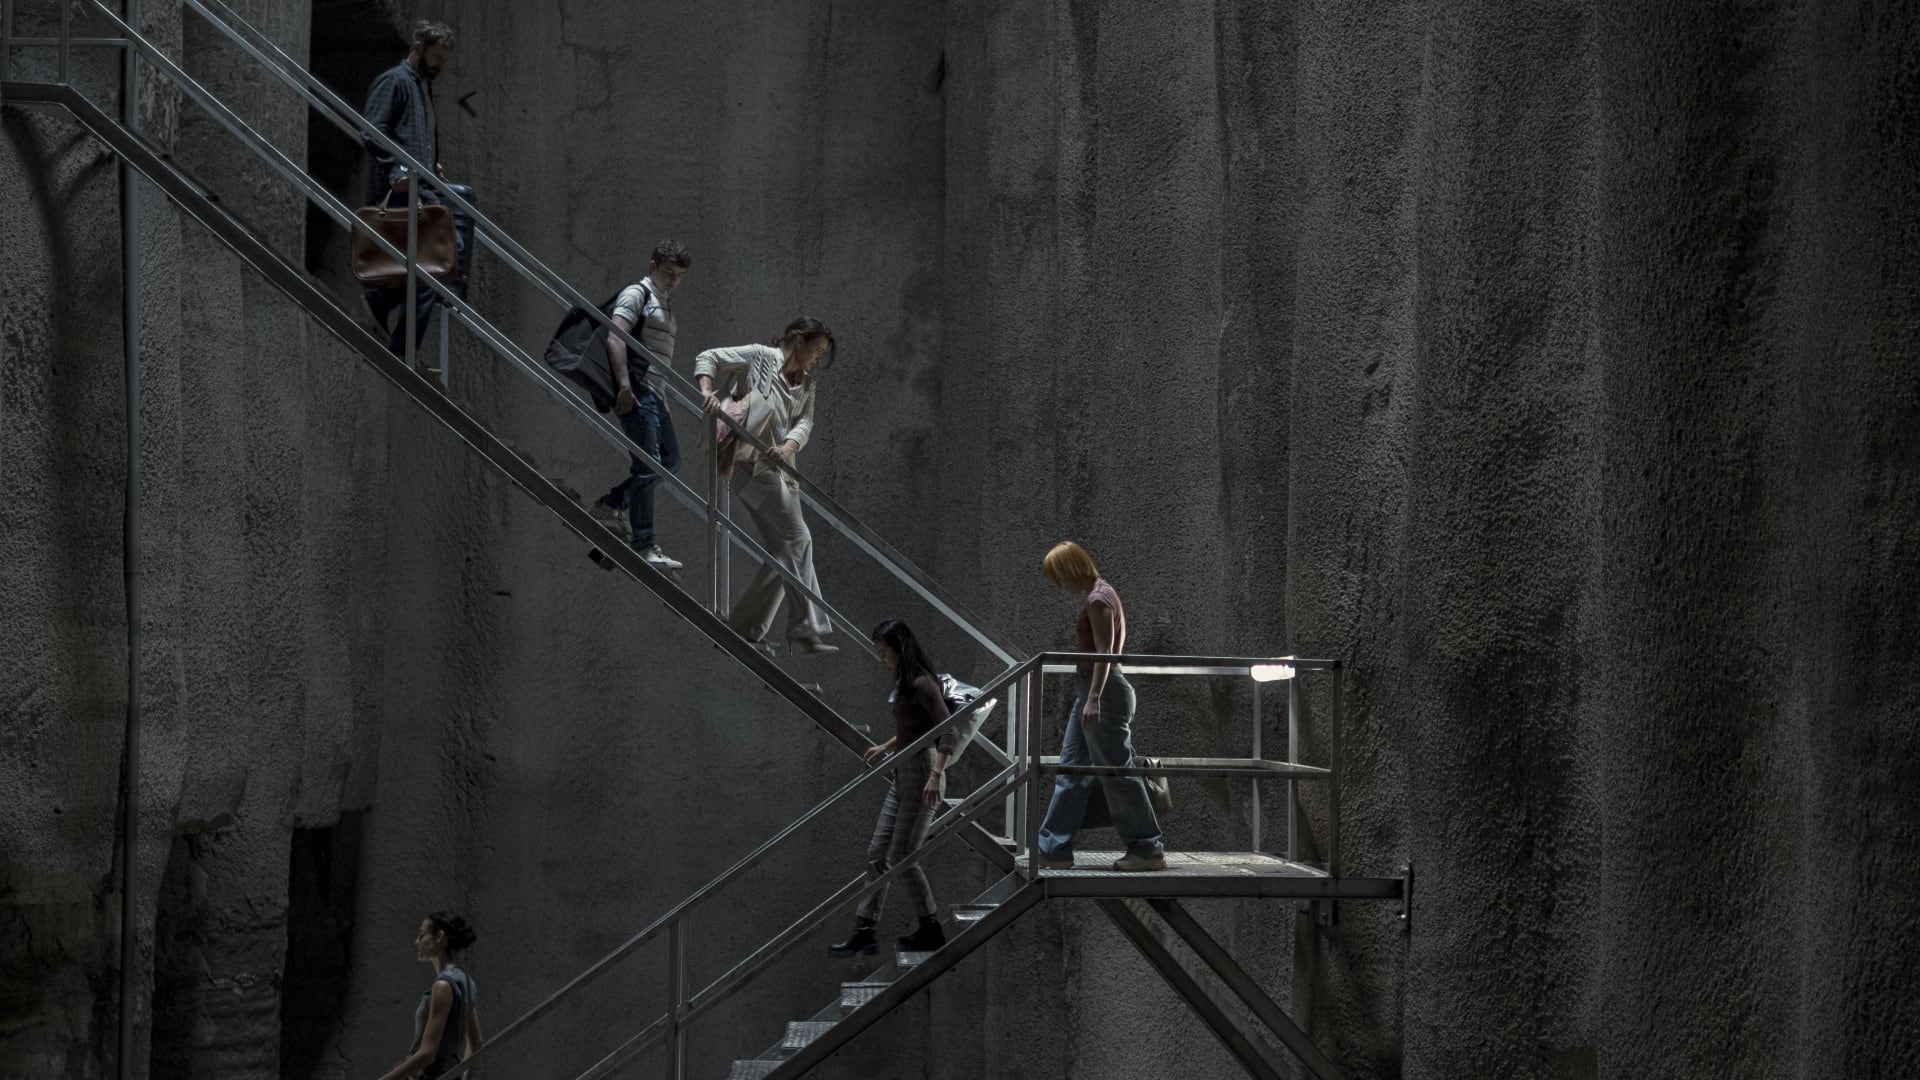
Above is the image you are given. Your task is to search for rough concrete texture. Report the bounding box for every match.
[6,1,1919,1079]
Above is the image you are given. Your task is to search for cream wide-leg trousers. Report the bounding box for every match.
[726,459,832,643]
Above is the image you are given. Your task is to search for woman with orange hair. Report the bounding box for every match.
[1035,541,1166,871]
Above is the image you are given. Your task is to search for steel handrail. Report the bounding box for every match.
[561,766,1028,1080]
[184,0,1023,665]
[74,0,878,646]
[438,302,876,639]
[452,650,1328,1072]
[683,762,1024,1023]
[440,656,1040,1075]
[1041,652,1342,669]
[0,78,878,760]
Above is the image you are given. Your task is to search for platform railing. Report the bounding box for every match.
[420,650,1341,1078]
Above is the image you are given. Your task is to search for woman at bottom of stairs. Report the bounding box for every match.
[374,911,485,1080]
[830,619,955,957]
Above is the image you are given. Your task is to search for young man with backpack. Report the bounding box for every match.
[588,241,692,569]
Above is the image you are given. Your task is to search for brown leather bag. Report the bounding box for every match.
[351,190,458,288]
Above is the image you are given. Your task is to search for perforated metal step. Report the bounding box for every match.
[839,981,890,1011]
[726,1059,781,1080]
[897,950,936,967]
[780,1020,837,1051]
[951,904,998,924]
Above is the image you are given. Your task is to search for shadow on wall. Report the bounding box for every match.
[149,835,210,1080]
[304,0,406,290]
[279,815,365,1079]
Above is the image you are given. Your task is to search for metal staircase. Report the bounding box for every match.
[4,6,1405,1078]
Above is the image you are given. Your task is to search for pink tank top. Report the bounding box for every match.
[1075,579,1126,667]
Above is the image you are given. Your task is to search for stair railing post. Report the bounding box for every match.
[1003,666,1020,851]
[403,172,418,373]
[1328,665,1342,879]
[705,430,721,615]
[1287,676,1300,862]
[717,479,731,614]
[1024,667,1041,878]
[665,917,687,1080]
[1250,678,1263,853]
[436,285,449,389]
[3,0,14,84]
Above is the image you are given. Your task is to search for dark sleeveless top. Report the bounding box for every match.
[411,966,477,1078]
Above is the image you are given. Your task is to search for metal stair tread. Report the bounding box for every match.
[1042,850,1326,877]
[725,1059,782,1080]
[839,981,892,1009]
[780,1019,837,1050]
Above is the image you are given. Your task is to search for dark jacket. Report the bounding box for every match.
[363,59,437,203]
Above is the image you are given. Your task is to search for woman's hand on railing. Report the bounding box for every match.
[860,738,896,766]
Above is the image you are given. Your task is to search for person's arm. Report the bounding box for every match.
[375,980,452,1080]
[861,736,898,766]
[767,382,815,464]
[693,345,759,416]
[362,74,408,191]
[1082,601,1115,729]
[464,1005,485,1067]
[607,312,638,415]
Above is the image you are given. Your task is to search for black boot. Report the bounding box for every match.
[829,917,879,956]
[897,915,947,953]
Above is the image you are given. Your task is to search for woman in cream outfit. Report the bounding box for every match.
[694,316,839,655]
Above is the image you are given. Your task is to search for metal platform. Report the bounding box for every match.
[1039,851,1401,900]
[1040,755,1331,780]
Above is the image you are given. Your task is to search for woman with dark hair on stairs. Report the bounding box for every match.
[375,911,485,1080]
[829,619,954,957]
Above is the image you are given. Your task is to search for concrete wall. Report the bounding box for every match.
[940,2,1920,1078]
[5,0,1917,1078]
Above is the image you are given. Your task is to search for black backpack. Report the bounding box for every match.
[545,284,654,412]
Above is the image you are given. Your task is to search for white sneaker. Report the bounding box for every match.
[589,499,633,543]
[640,545,683,570]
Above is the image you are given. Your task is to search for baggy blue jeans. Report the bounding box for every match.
[1037,672,1164,859]
[601,387,679,548]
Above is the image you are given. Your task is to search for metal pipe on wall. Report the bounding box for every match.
[115,2,142,1077]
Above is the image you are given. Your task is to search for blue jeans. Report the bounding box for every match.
[601,387,679,548]
[364,183,475,357]
[1038,673,1164,859]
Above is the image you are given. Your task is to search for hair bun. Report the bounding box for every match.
[428,911,478,951]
